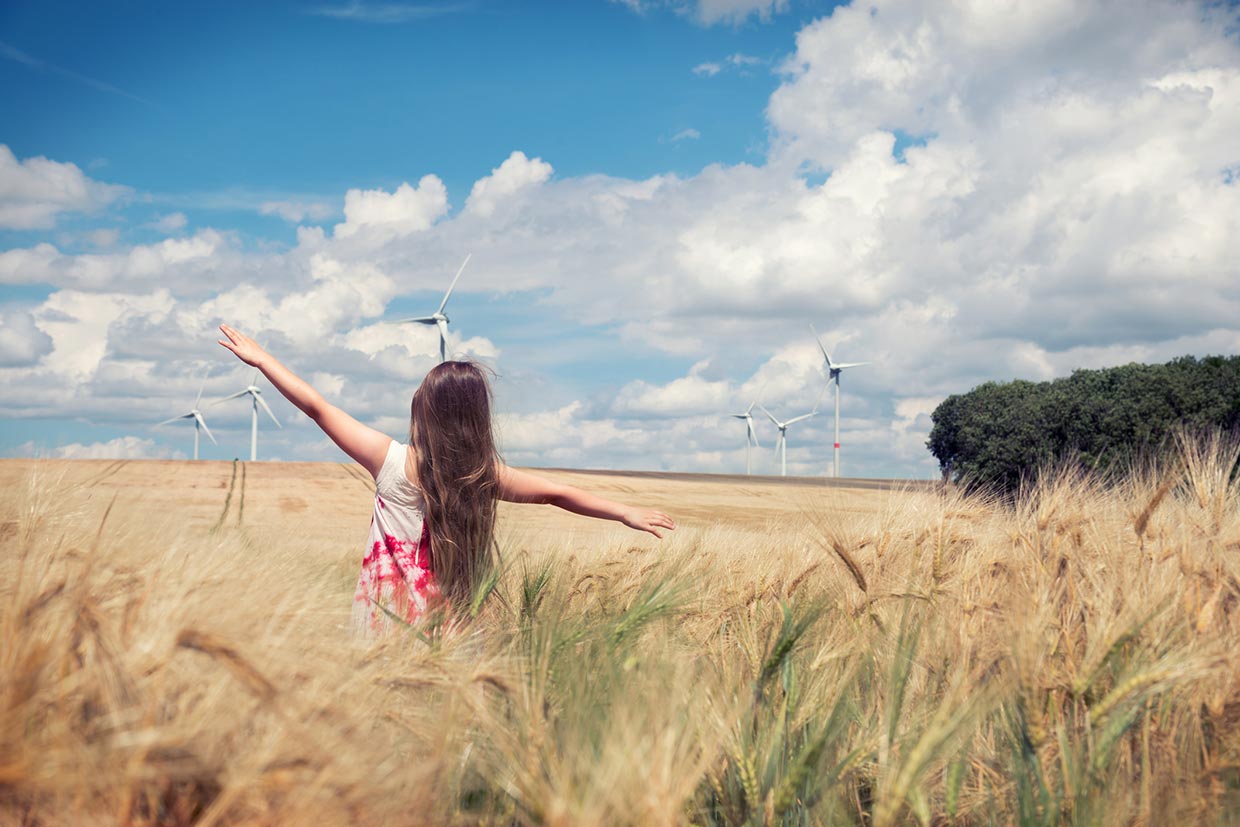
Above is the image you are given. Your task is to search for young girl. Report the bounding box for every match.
[217,324,676,636]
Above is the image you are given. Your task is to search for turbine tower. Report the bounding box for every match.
[215,370,281,461]
[758,404,819,477]
[810,325,870,479]
[730,395,762,475]
[157,372,216,460]
[390,254,472,362]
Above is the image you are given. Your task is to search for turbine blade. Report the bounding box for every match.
[255,393,282,428]
[195,413,218,445]
[212,389,251,404]
[249,368,260,386]
[748,378,769,413]
[156,414,191,426]
[810,323,834,368]
[811,382,828,414]
[834,361,871,369]
[747,421,760,447]
[388,316,438,325]
[194,369,210,408]
[757,404,780,427]
[436,253,471,315]
[787,411,819,426]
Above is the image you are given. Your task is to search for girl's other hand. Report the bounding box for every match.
[217,324,269,368]
[622,508,677,539]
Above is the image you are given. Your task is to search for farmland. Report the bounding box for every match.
[2,443,1238,825]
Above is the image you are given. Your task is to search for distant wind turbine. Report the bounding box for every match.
[730,394,763,475]
[758,403,819,477]
[157,371,216,460]
[810,324,870,479]
[389,254,472,362]
[214,369,281,461]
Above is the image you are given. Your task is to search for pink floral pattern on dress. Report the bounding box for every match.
[352,518,441,634]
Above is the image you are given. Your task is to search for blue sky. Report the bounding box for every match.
[1,0,1238,476]
[1,1,808,231]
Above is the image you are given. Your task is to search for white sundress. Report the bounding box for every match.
[350,440,443,638]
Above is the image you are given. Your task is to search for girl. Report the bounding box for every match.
[216,324,676,636]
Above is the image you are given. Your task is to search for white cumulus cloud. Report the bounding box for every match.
[0,308,53,367]
[465,151,554,217]
[334,175,448,238]
[48,436,176,460]
[612,359,732,417]
[0,144,129,229]
[0,230,226,290]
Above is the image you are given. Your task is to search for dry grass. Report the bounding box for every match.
[2,440,1240,826]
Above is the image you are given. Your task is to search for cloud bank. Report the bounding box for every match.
[2,0,1238,477]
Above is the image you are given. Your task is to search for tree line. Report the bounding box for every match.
[926,355,1240,492]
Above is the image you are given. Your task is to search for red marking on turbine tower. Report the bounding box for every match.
[834,442,841,449]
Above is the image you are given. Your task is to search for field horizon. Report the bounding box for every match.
[0,457,923,543]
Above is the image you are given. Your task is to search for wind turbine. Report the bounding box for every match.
[758,403,819,477]
[157,372,216,460]
[730,394,763,475]
[810,325,870,479]
[389,254,472,362]
[214,369,281,461]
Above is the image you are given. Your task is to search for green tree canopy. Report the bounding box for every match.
[927,355,1240,492]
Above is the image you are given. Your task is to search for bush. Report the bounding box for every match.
[927,355,1240,492]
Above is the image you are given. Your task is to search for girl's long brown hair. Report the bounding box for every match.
[409,361,500,607]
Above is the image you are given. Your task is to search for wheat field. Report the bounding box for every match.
[2,437,1239,826]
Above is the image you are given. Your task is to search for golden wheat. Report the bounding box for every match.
[1,438,1239,825]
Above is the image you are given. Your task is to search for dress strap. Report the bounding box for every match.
[374,440,405,496]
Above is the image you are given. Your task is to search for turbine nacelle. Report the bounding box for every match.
[757,402,818,476]
[400,311,449,325]
[217,386,282,427]
[388,254,471,363]
[156,371,219,459]
[730,412,760,447]
[810,323,873,479]
[810,324,870,379]
[214,369,282,461]
[728,391,765,474]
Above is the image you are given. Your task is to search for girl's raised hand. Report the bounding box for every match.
[217,324,269,368]
[622,508,677,539]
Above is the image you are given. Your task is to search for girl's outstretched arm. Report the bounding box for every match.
[216,324,391,478]
[496,464,676,539]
